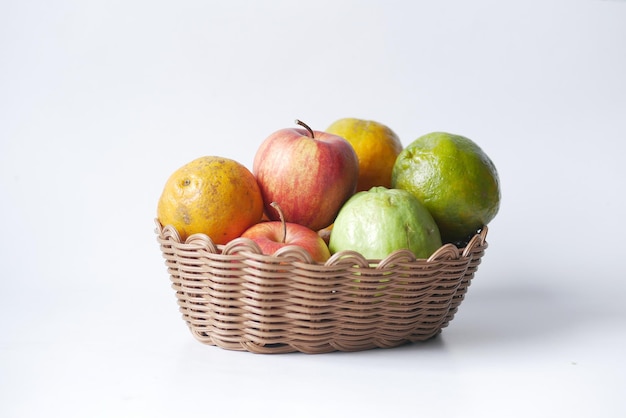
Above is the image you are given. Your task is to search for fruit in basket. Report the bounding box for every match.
[317,223,333,246]
[391,132,500,245]
[157,156,264,243]
[326,117,403,192]
[253,120,359,231]
[242,202,331,263]
[329,186,442,260]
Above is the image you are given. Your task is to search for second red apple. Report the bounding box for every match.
[241,202,331,263]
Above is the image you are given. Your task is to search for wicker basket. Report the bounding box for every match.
[155,220,488,354]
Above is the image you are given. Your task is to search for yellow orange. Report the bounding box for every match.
[157,156,263,244]
[326,118,403,192]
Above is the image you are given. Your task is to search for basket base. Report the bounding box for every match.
[190,328,443,354]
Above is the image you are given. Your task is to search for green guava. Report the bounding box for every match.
[328,186,442,260]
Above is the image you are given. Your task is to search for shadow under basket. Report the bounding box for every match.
[155,220,489,354]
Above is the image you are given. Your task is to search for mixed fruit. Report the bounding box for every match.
[157,118,500,263]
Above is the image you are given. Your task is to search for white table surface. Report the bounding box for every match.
[2,1,625,417]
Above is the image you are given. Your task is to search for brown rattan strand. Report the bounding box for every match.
[156,220,488,354]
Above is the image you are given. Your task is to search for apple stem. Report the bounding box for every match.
[270,202,287,244]
[295,119,314,139]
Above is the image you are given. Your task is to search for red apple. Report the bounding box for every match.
[241,202,331,263]
[253,120,359,231]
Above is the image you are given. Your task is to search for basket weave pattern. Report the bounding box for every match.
[156,221,488,354]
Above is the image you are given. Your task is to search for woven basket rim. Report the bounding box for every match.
[154,219,488,266]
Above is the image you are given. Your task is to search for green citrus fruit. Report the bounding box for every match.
[328,186,442,260]
[391,132,500,244]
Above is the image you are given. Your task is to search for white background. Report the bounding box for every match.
[2,1,625,417]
